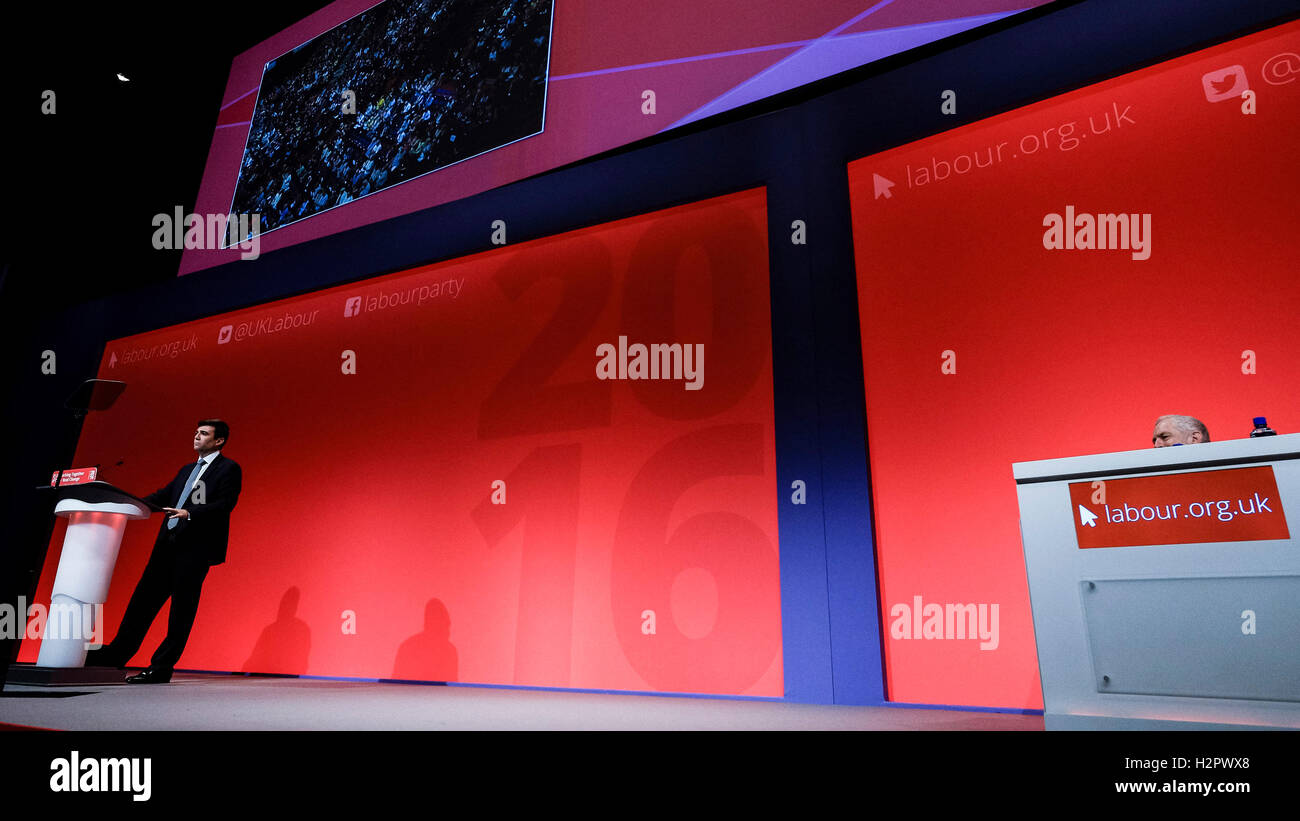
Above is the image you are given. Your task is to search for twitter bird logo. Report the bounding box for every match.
[1202,65,1248,102]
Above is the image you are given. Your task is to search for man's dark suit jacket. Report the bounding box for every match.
[141,452,242,566]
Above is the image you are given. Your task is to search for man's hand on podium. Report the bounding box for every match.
[162,507,190,521]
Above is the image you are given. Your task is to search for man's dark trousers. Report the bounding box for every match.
[99,536,211,672]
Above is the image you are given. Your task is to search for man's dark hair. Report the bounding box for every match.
[198,418,230,448]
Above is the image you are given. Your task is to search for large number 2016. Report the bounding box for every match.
[474,201,779,693]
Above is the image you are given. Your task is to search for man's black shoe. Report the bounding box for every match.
[125,669,172,684]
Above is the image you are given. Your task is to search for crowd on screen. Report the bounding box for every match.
[232,0,552,233]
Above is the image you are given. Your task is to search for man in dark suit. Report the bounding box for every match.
[86,419,242,683]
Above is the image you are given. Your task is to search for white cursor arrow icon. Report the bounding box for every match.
[873,173,895,200]
[1078,504,1099,528]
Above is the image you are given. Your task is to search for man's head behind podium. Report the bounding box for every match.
[1152,414,1209,448]
[194,418,229,455]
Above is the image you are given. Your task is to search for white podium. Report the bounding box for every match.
[32,482,155,671]
[1015,434,1300,730]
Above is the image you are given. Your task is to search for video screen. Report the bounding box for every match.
[23,189,783,697]
[231,0,554,237]
[183,0,1047,274]
[848,19,1300,709]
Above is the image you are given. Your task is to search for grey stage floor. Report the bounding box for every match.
[0,672,1043,731]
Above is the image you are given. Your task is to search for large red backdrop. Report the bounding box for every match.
[850,20,1300,709]
[25,189,783,697]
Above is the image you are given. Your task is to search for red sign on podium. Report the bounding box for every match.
[50,467,98,487]
[1069,466,1290,549]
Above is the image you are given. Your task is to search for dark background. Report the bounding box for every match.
[4,2,338,306]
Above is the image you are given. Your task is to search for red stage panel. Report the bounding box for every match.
[849,21,1300,708]
[24,188,782,697]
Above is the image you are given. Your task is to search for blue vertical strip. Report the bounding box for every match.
[766,133,836,704]
[764,117,885,705]
[801,154,886,705]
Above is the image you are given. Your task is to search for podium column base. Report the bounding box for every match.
[4,663,129,687]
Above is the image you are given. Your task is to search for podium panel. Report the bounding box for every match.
[31,484,153,671]
[1015,434,1300,730]
[1080,576,1300,703]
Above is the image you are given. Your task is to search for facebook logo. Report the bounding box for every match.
[344,297,362,317]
